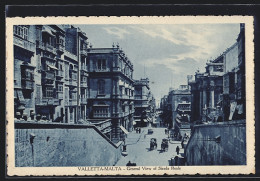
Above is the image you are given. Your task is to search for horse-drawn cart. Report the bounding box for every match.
[150,138,157,150]
[161,138,169,152]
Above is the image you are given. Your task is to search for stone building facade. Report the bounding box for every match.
[86,44,135,143]
[189,24,246,123]
[14,25,162,143]
[133,78,152,127]
[14,25,89,124]
[169,85,191,130]
[14,25,37,120]
[189,54,224,123]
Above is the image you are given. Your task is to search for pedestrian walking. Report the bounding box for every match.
[176,146,180,155]
[181,140,184,148]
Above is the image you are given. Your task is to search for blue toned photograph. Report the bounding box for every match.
[13,24,246,167]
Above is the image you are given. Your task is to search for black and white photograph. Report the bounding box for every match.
[6,16,255,175]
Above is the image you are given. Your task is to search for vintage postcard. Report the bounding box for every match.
[6,16,255,176]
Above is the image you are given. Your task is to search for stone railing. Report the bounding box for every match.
[14,36,35,53]
[14,121,123,167]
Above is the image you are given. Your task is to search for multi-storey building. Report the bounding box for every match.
[14,25,89,124]
[14,25,36,120]
[222,24,245,121]
[87,44,135,143]
[235,24,246,119]
[34,25,81,123]
[189,54,224,123]
[189,25,245,123]
[133,78,151,127]
[169,85,191,131]
[62,25,89,123]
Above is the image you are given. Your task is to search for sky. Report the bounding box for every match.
[76,24,241,106]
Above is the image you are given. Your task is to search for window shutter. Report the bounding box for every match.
[65,63,69,80]
[37,55,41,71]
[65,87,69,105]
[36,85,42,104]
[36,28,41,41]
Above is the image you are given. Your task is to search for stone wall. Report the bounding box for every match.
[185,120,246,165]
[224,43,238,73]
[15,121,123,167]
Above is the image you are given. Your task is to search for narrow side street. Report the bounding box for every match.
[115,125,184,166]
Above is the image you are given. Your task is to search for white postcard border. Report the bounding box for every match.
[6,16,255,176]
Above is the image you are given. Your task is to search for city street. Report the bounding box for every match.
[115,125,184,166]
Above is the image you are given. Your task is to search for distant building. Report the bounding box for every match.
[133,78,154,127]
[169,85,191,130]
[87,44,134,143]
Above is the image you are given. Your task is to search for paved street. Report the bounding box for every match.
[115,125,184,166]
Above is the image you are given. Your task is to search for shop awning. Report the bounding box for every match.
[47,64,59,70]
[93,104,109,107]
[120,125,129,134]
[134,119,141,122]
[17,105,25,110]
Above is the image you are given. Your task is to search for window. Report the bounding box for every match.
[21,67,34,81]
[98,79,105,95]
[93,107,109,118]
[58,85,63,92]
[45,87,53,98]
[24,27,28,40]
[69,91,77,100]
[97,59,106,70]
[72,72,77,80]
[120,87,123,96]
[65,64,69,80]
[37,55,41,71]
[59,39,64,46]
[14,26,28,40]
[14,26,23,37]
[81,75,87,82]
[213,65,223,72]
